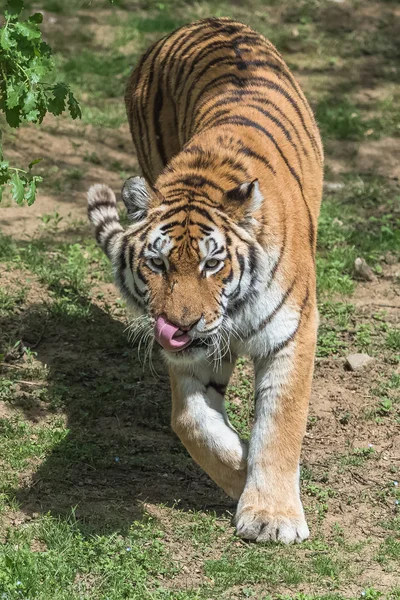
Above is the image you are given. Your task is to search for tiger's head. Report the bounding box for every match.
[88,176,264,366]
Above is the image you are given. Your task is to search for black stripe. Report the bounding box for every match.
[159,220,183,232]
[116,237,144,307]
[95,216,119,244]
[272,285,310,354]
[227,243,259,311]
[266,220,287,290]
[177,34,260,94]
[172,19,248,90]
[190,73,319,159]
[163,174,223,193]
[245,278,297,339]
[189,221,214,233]
[153,85,167,166]
[102,228,121,258]
[206,114,315,245]
[222,268,234,285]
[207,115,302,189]
[229,249,246,301]
[136,264,147,287]
[131,38,165,182]
[237,143,277,176]
[247,102,303,167]
[162,195,217,208]
[88,200,117,213]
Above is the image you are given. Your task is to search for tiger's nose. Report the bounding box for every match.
[169,315,203,331]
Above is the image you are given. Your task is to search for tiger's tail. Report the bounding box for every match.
[87,184,124,259]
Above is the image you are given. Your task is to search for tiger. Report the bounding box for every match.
[87,17,323,544]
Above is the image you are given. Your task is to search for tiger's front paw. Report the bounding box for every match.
[234,496,309,544]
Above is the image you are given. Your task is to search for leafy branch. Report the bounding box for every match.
[0,0,81,205]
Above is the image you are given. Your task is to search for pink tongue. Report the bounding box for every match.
[154,315,192,353]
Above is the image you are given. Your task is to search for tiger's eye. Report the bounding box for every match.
[205,258,220,269]
[150,257,165,269]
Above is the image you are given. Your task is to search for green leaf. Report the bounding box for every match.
[28,158,43,169]
[48,82,69,116]
[15,20,41,40]
[29,13,44,25]
[5,0,24,16]
[0,27,13,50]
[25,178,37,206]
[67,91,82,120]
[10,172,25,205]
[4,106,21,128]
[26,109,39,122]
[6,82,25,109]
[0,161,10,185]
[23,90,36,113]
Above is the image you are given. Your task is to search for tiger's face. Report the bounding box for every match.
[117,176,263,365]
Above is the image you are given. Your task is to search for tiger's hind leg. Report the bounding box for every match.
[169,362,248,500]
[234,308,317,543]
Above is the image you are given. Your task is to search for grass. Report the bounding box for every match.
[1,0,400,598]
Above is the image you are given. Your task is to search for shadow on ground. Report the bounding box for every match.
[2,299,232,534]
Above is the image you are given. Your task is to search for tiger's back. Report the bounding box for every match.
[125,17,322,211]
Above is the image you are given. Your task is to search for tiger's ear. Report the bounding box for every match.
[223,180,263,227]
[121,176,152,221]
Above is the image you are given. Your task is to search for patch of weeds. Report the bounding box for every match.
[317,326,348,357]
[368,372,400,421]
[39,211,64,231]
[21,242,89,296]
[0,512,174,600]
[205,548,303,587]
[319,302,355,327]
[172,510,228,549]
[355,323,372,352]
[108,12,185,34]
[304,483,335,520]
[312,554,343,579]
[367,95,400,138]
[376,537,400,564]
[57,50,132,99]
[0,233,18,261]
[386,328,400,352]
[0,416,67,471]
[81,103,127,128]
[380,517,400,532]
[65,168,85,181]
[316,98,369,141]
[318,176,400,293]
[340,446,375,467]
[27,0,93,13]
[361,589,383,600]
[0,286,26,316]
[317,302,355,357]
[83,151,102,165]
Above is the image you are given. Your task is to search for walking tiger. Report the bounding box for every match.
[88,17,323,543]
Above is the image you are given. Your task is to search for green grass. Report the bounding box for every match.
[316,98,369,141]
[0,513,175,600]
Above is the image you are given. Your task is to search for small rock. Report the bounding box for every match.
[323,181,345,193]
[384,251,397,265]
[332,217,344,226]
[345,353,374,371]
[354,257,377,282]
